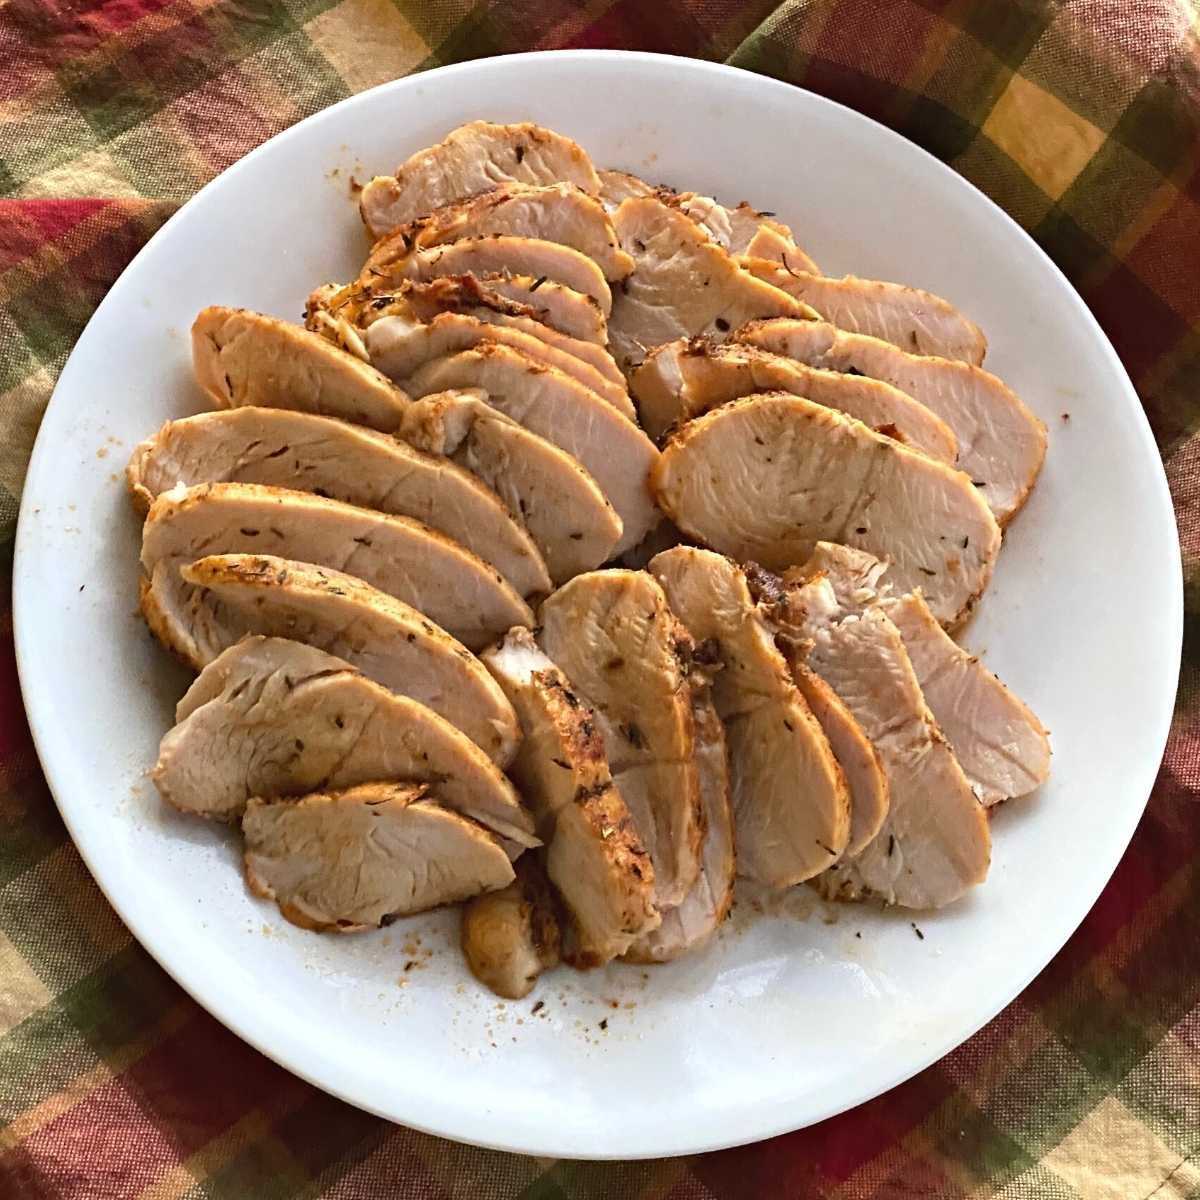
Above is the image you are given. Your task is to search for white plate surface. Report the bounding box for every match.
[14,52,1182,1159]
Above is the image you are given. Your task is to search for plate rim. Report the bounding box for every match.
[12,49,1184,1159]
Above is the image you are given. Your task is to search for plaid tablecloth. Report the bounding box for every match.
[2,1,1198,1195]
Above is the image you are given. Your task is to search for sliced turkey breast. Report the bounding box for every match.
[740,260,987,365]
[736,319,1046,524]
[149,553,519,764]
[597,168,655,209]
[461,857,562,999]
[157,637,534,845]
[780,572,989,908]
[244,782,515,932]
[465,274,607,344]
[630,338,957,461]
[670,193,818,271]
[365,310,634,417]
[191,307,407,432]
[482,628,659,967]
[608,196,812,370]
[398,390,621,584]
[647,547,849,887]
[375,277,621,381]
[360,120,601,239]
[539,571,703,907]
[142,481,532,651]
[889,592,1050,804]
[375,183,633,281]
[125,408,549,598]
[363,236,613,316]
[800,542,1050,805]
[404,345,660,555]
[787,661,888,858]
[624,689,734,963]
[653,393,1001,627]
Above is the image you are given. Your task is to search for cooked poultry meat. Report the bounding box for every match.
[157,637,535,845]
[360,120,601,239]
[461,857,562,999]
[888,592,1050,804]
[598,170,818,271]
[310,271,608,348]
[608,196,812,370]
[653,392,1001,627]
[736,318,1046,524]
[373,183,633,281]
[539,570,703,907]
[146,553,520,765]
[362,277,621,382]
[404,345,660,555]
[787,661,889,858]
[399,391,622,585]
[455,274,607,344]
[125,408,550,598]
[630,338,958,461]
[244,782,515,932]
[669,192,818,271]
[779,569,990,908]
[597,168,655,209]
[363,235,613,316]
[365,310,634,417]
[482,628,659,966]
[142,481,533,651]
[625,687,734,962]
[800,542,1050,805]
[191,307,408,432]
[740,260,987,365]
[648,547,849,887]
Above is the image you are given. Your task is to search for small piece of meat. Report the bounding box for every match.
[886,591,1051,805]
[482,629,659,967]
[624,688,734,962]
[310,270,608,348]
[141,481,532,651]
[799,542,1051,806]
[366,278,621,382]
[191,307,407,432]
[147,553,520,765]
[360,120,601,238]
[737,318,1046,524]
[404,345,660,556]
[365,310,634,417]
[790,662,889,856]
[375,183,633,281]
[363,236,613,316]
[157,637,534,846]
[461,857,562,999]
[740,260,987,365]
[781,571,989,908]
[669,192,819,271]
[466,274,607,344]
[648,547,849,887]
[653,392,1001,628]
[399,390,622,585]
[597,168,655,210]
[244,782,515,932]
[608,196,812,370]
[631,338,957,461]
[125,409,550,598]
[539,570,703,907]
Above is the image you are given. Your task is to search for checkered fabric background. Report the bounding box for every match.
[1,2,1198,1196]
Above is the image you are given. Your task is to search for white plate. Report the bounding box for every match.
[14,51,1181,1159]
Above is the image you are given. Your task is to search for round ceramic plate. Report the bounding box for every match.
[14,51,1182,1158]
